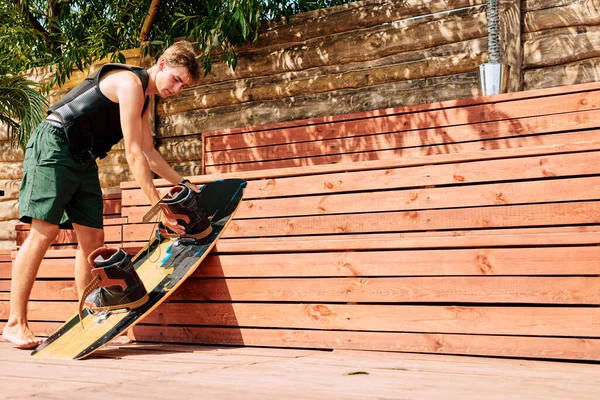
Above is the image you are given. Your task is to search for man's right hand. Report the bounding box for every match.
[161,212,185,235]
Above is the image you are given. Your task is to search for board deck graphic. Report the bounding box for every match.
[32,178,246,359]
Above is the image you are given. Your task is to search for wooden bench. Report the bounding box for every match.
[3,82,600,360]
[116,82,600,361]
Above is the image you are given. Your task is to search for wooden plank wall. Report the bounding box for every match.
[113,82,600,360]
[160,0,600,177]
[2,82,599,360]
[202,80,600,174]
[157,0,490,178]
[523,0,600,89]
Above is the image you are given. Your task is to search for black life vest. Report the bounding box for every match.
[48,64,149,159]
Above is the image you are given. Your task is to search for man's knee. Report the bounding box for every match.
[29,219,60,245]
[74,225,105,249]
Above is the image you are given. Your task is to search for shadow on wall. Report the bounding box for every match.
[201,97,531,174]
[129,255,244,347]
[154,1,491,173]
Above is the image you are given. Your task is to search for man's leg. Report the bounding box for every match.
[71,223,131,345]
[72,223,104,296]
[2,219,59,349]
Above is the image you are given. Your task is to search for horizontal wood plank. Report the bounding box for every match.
[524,56,600,90]
[204,110,600,165]
[128,325,600,360]
[4,301,599,337]
[145,303,600,337]
[204,91,600,151]
[123,176,600,222]
[12,276,600,304]
[162,39,487,115]
[16,224,122,247]
[193,247,600,277]
[204,130,600,173]
[122,150,600,205]
[5,245,597,280]
[121,139,600,191]
[123,201,600,241]
[201,82,600,138]
[207,227,600,252]
[0,261,10,279]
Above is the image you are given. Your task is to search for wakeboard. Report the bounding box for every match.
[32,178,246,359]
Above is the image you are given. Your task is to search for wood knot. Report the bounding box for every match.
[539,157,549,166]
[406,211,419,221]
[494,193,507,204]
[453,174,465,182]
[432,338,445,351]
[324,181,335,190]
[337,255,359,276]
[337,259,349,267]
[542,169,556,177]
[408,192,419,202]
[284,221,295,233]
[305,304,332,320]
[476,253,493,274]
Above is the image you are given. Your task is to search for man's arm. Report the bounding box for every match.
[116,74,186,234]
[138,99,201,195]
[117,76,161,204]
[139,105,186,185]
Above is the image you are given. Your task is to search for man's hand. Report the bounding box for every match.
[181,180,200,193]
[161,212,185,235]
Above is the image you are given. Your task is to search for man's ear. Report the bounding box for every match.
[158,57,166,70]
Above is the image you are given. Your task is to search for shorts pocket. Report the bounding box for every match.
[23,138,38,166]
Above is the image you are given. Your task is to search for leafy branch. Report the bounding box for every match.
[0,74,48,150]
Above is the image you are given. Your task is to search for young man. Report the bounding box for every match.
[2,41,201,349]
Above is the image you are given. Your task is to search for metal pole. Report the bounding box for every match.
[487,0,500,64]
[477,0,509,96]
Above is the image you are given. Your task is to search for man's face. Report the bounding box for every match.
[157,61,192,98]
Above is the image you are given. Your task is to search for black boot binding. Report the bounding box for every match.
[158,184,212,239]
[78,247,148,326]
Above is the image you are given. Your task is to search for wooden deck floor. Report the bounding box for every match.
[1,341,599,399]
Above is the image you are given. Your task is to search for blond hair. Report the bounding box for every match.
[159,41,200,83]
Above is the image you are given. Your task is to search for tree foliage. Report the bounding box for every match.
[0,74,48,149]
[0,0,356,87]
[0,0,354,149]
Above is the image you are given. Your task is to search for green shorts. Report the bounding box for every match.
[19,121,103,229]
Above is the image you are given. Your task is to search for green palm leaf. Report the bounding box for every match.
[0,74,48,150]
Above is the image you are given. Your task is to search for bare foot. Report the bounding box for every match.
[2,324,44,350]
[109,335,132,345]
